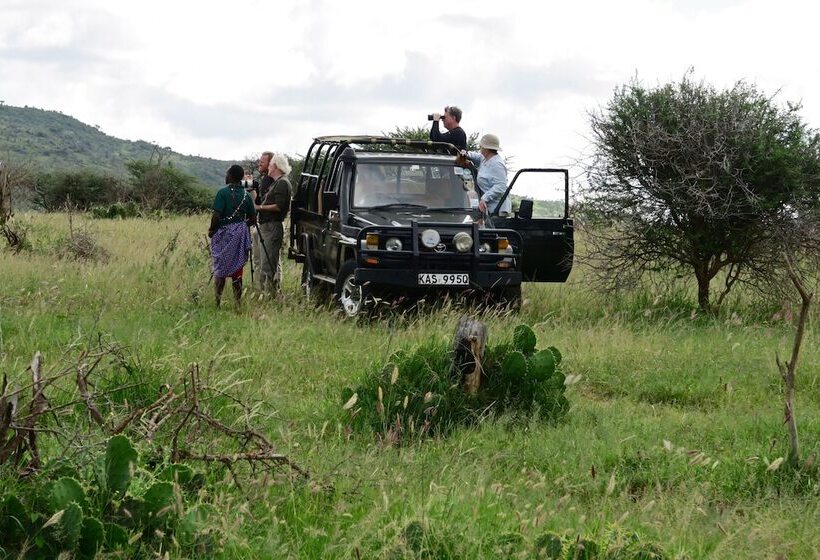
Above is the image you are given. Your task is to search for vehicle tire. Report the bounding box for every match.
[334,260,369,318]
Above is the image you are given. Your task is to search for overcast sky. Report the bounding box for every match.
[2,0,819,186]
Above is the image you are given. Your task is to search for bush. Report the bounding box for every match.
[34,170,126,211]
[89,201,141,219]
[125,160,212,212]
[338,324,570,442]
[55,218,109,262]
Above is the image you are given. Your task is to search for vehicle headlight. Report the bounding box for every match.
[365,233,379,250]
[479,242,491,254]
[453,231,473,253]
[385,237,403,251]
[421,229,440,248]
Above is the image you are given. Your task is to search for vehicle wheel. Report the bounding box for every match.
[335,260,369,318]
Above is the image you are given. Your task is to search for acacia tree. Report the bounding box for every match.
[582,73,820,311]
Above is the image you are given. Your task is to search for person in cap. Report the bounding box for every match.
[208,164,257,307]
[254,153,292,294]
[463,133,510,215]
[248,151,274,289]
[429,105,467,150]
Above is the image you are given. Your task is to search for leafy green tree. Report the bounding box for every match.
[125,160,211,212]
[34,169,124,211]
[583,73,820,312]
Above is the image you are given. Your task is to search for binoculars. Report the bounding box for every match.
[427,114,443,121]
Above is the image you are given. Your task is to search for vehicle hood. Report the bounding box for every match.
[352,208,481,227]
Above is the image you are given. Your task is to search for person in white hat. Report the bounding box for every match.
[463,134,510,216]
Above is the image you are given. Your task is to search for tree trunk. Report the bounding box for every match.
[0,162,11,226]
[778,251,813,466]
[694,266,711,312]
[452,316,487,396]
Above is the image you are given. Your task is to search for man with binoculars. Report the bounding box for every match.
[428,105,467,150]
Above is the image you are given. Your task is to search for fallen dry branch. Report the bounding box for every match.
[0,342,307,485]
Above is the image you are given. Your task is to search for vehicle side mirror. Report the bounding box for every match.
[518,198,533,220]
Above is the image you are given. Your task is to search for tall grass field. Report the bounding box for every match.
[1,213,818,559]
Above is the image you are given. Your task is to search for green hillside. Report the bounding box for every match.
[0,104,231,187]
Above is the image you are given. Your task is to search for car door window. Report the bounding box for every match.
[503,171,567,218]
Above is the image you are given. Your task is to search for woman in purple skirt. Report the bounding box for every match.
[207,164,257,307]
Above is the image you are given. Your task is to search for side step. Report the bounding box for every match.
[314,273,336,284]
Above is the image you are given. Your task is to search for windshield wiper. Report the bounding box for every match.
[367,203,428,211]
[429,207,473,211]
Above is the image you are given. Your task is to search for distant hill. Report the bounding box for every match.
[0,104,232,187]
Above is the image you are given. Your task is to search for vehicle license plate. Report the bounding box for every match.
[417,273,469,286]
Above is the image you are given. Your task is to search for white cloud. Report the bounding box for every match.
[1,0,819,177]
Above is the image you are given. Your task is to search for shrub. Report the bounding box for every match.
[55,218,109,262]
[34,170,127,211]
[89,201,141,219]
[125,160,212,212]
[338,324,570,442]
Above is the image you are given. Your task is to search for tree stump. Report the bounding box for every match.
[452,316,487,396]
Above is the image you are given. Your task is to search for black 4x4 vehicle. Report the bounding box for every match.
[288,136,573,317]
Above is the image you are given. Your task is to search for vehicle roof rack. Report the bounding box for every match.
[312,135,460,156]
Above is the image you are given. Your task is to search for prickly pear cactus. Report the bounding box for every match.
[528,349,556,382]
[546,345,562,366]
[501,351,527,381]
[143,481,176,522]
[0,494,28,541]
[534,532,563,559]
[568,538,600,560]
[78,516,105,559]
[512,324,537,355]
[159,463,195,485]
[50,477,86,511]
[52,501,84,549]
[105,435,138,496]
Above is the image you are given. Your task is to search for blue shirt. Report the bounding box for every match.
[466,151,510,215]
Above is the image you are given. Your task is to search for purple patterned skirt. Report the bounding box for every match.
[211,222,251,278]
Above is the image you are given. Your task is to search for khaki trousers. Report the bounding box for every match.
[257,221,283,293]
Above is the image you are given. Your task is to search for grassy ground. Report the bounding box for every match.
[1,213,818,559]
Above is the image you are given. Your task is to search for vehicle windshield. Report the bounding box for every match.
[352,162,476,210]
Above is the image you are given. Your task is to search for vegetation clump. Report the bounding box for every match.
[339,324,569,441]
[0,436,217,558]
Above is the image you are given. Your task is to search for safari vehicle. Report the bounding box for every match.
[287,136,573,317]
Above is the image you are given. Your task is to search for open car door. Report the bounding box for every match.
[490,168,573,282]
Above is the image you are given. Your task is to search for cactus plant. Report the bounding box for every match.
[512,324,537,355]
[0,494,28,541]
[50,477,86,512]
[529,349,556,382]
[52,501,84,549]
[143,481,176,522]
[568,538,600,560]
[534,532,563,559]
[78,516,105,559]
[104,521,129,549]
[546,345,562,366]
[501,351,527,381]
[105,435,138,496]
[158,463,195,486]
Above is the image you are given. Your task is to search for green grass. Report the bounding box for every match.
[1,213,818,559]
